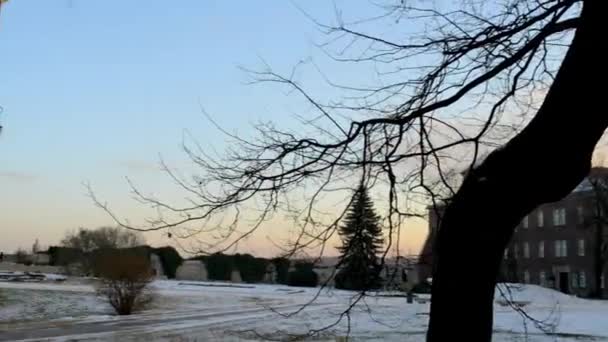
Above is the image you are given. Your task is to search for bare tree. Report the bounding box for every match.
[31,239,40,254]
[61,227,145,253]
[91,0,604,340]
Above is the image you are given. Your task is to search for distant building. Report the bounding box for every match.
[32,252,51,265]
[421,167,608,298]
[418,204,443,283]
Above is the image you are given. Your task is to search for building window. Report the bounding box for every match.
[577,205,585,224]
[553,208,566,226]
[514,244,519,259]
[523,242,530,258]
[555,240,568,257]
[523,270,530,284]
[537,210,544,227]
[540,271,546,287]
[554,240,559,257]
[579,271,587,288]
[538,241,545,258]
[578,239,585,257]
[522,215,529,229]
[572,272,578,288]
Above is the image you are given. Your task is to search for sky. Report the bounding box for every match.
[0,0,429,257]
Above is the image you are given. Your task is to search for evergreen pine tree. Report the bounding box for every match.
[335,185,384,291]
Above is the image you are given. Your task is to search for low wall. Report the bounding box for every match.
[175,260,208,281]
[0,262,64,274]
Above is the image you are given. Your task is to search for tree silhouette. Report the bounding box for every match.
[92,1,605,340]
[335,185,383,291]
[588,172,608,298]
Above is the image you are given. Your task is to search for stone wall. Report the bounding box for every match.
[175,260,208,281]
[230,269,242,283]
[33,253,51,265]
[0,262,64,274]
[149,253,165,278]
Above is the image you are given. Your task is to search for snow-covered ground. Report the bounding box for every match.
[0,277,607,341]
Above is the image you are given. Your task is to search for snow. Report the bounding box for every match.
[43,273,68,281]
[1,279,608,341]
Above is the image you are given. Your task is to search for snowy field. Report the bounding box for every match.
[1,276,607,341]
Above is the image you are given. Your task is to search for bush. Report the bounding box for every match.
[47,246,83,266]
[94,252,154,315]
[15,248,31,265]
[233,254,268,283]
[272,257,290,284]
[152,246,182,279]
[334,265,382,291]
[287,262,318,287]
[204,253,234,281]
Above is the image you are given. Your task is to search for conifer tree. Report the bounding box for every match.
[335,185,384,291]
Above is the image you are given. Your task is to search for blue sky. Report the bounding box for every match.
[0,0,427,256]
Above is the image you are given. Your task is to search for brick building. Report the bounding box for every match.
[420,168,608,298]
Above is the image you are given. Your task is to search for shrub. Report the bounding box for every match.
[47,246,83,266]
[15,248,30,265]
[152,246,182,279]
[334,264,382,291]
[272,257,290,284]
[233,254,268,283]
[204,253,235,281]
[287,262,318,287]
[94,252,154,315]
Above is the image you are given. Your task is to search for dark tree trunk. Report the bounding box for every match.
[427,1,604,341]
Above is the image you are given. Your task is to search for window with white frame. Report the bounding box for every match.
[553,208,566,226]
[555,240,568,257]
[538,241,545,258]
[523,270,530,284]
[537,210,544,227]
[578,239,585,256]
[539,271,546,287]
[522,215,529,229]
[523,242,530,258]
[579,271,587,288]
